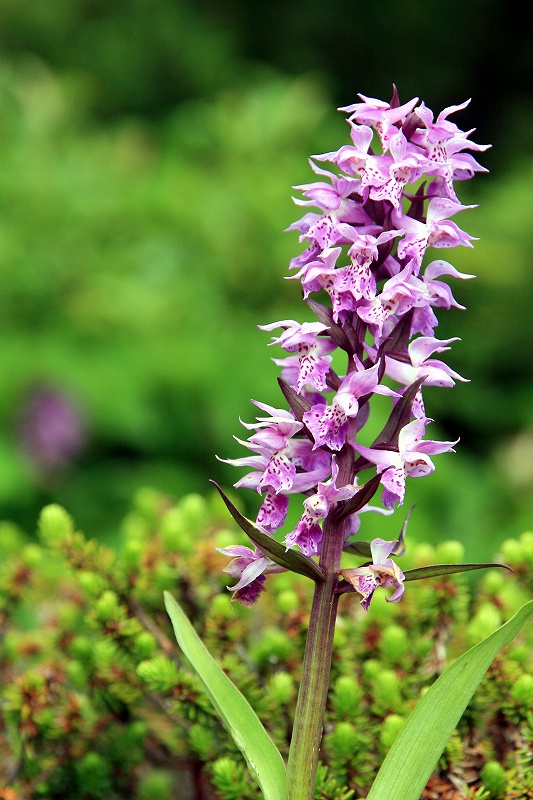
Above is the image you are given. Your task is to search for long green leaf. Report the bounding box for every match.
[403,562,512,581]
[366,599,533,800]
[164,592,287,800]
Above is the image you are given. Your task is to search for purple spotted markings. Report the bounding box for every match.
[217,87,488,606]
[340,538,406,610]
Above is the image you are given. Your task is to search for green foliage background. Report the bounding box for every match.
[0,0,532,559]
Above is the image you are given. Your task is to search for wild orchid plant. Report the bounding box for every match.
[165,88,533,800]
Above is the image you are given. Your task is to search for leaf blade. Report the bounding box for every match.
[366,599,533,800]
[164,591,287,800]
[403,562,512,582]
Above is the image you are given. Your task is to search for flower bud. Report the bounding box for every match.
[510,673,533,708]
[276,589,299,614]
[332,675,363,717]
[250,627,293,668]
[38,503,74,545]
[266,671,295,705]
[379,624,409,663]
[380,713,405,749]
[435,540,464,563]
[480,760,507,798]
[467,602,502,645]
[136,770,173,800]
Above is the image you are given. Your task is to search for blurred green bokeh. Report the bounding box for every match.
[0,1,532,559]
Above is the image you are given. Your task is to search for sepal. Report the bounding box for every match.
[210,481,325,583]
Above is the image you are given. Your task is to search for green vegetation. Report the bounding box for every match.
[0,6,532,797]
[1,491,532,798]
[0,56,532,553]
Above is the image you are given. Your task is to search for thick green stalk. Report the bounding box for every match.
[286,515,345,800]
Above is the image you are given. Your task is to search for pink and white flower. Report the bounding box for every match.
[340,538,405,610]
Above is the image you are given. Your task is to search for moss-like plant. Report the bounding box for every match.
[0,490,531,799]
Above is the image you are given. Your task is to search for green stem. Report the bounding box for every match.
[286,516,345,800]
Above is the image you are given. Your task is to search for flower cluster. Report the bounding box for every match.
[219,88,488,607]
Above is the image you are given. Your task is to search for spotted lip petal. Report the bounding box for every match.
[216,89,487,609]
[338,560,511,599]
[339,537,406,609]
